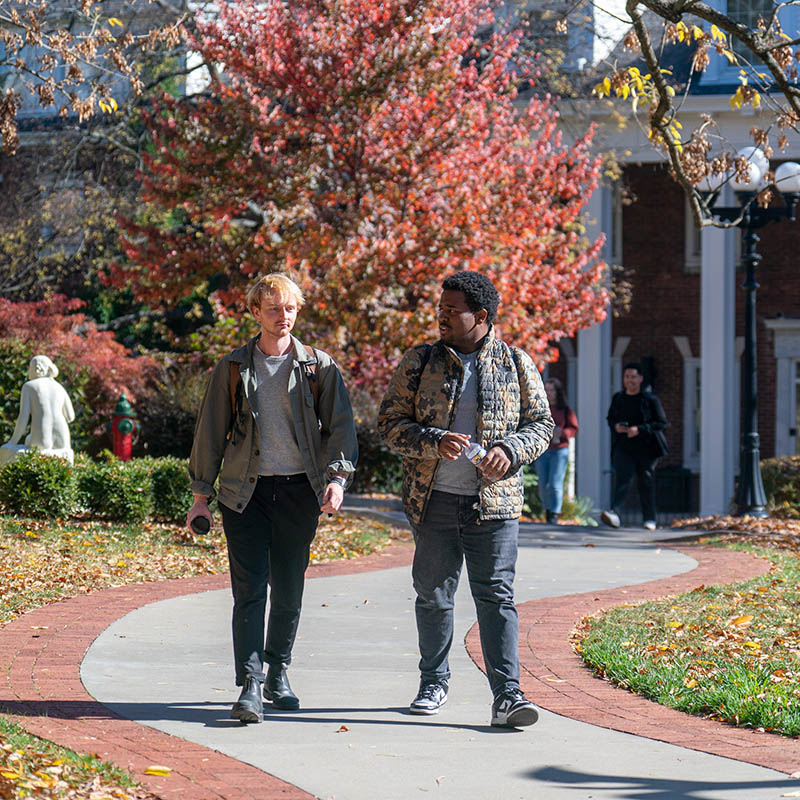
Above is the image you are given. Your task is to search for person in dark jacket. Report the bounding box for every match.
[535,378,578,524]
[187,273,358,724]
[378,271,553,729]
[600,362,668,531]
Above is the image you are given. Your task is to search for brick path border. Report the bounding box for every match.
[3,539,798,800]
[467,543,800,775]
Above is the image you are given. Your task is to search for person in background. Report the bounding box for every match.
[378,270,553,729]
[535,378,578,524]
[600,362,668,531]
[187,273,358,724]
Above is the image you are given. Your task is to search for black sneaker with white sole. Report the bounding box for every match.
[409,681,448,715]
[491,688,539,728]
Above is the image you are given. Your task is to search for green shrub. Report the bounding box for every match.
[0,450,77,518]
[132,362,208,459]
[762,456,800,518]
[76,457,153,522]
[147,456,192,521]
[350,424,402,494]
[522,465,544,517]
[523,463,597,526]
[0,339,31,446]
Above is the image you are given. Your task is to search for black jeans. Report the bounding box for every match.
[221,474,320,686]
[611,448,659,522]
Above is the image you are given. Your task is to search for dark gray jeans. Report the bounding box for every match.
[412,490,521,698]
[221,474,320,686]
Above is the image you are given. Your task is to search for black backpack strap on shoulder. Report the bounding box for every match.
[416,343,433,372]
[303,344,320,411]
[228,361,243,442]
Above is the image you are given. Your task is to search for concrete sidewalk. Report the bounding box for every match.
[72,521,800,800]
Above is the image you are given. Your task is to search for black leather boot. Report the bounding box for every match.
[264,664,300,710]
[230,676,263,723]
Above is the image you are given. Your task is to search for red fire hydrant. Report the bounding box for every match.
[110,394,139,461]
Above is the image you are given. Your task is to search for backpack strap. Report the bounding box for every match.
[408,343,433,401]
[302,344,320,411]
[227,361,242,442]
[229,362,241,419]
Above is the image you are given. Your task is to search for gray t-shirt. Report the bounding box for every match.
[253,351,306,476]
[433,350,480,495]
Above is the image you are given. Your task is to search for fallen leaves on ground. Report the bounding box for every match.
[0,514,409,627]
[673,514,800,546]
[0,731,160,799]
[578,518,800,736]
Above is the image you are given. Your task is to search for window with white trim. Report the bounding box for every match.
[728,0,773,58]
[698,0,800,84]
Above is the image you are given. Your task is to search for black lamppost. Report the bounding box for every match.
[699,150,800,517]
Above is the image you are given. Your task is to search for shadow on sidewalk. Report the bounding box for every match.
[528,766,798,798]
[2,699,520,735]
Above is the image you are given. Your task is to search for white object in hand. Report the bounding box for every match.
[462,441,487,465]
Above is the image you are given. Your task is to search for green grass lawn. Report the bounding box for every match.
[578,524,800,736]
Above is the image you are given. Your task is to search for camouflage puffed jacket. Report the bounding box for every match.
[377,332,554,526]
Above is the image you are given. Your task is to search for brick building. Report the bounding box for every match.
[551,78,800,520]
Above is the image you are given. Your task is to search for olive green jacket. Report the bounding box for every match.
[378,331,554,526]
[189,335,358,512]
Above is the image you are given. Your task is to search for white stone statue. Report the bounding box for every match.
[0,355,76,466]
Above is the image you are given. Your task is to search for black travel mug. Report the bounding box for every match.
[190,515,211,535]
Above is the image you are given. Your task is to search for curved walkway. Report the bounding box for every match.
[0,548,413,800]
[468,543,800,774]
[3,525,800,799]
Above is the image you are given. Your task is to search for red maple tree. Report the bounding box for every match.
[0,295,159,436]
[115,0,608,392]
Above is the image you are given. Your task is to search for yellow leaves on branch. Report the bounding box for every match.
[668,21,706,44]
[730,72,762,110]
[592,67,683,152]
[710,24,727,43]
[98,96,118,114]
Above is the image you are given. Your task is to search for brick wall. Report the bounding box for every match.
[615,163,800,465]
[615,164,699,467]
[550,162,800,473]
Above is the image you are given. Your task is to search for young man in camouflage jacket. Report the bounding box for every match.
[378,271,553,728]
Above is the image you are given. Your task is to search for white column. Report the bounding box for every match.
[764,320,800,457]
[673,336,701,472]
[700,219,736,516]
[611,336,630,392]
[558,339,578,409]
[576,185,612,509]
[774,355,792,457]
